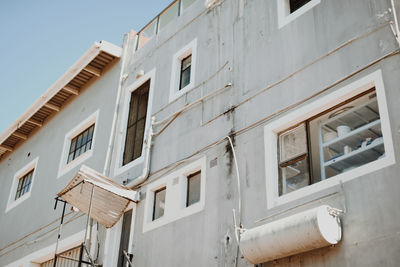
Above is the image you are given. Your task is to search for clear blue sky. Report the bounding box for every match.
[0,0,171,133]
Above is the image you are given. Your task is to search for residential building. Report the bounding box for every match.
[1,0,400,266]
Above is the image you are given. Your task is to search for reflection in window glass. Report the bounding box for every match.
[15,170,34,200]
[67,124,95,164]
[187,171,201,207]
[179,55,192,90]
[159,1,179,30]
[277,90,384,196]
[153,187,166,221]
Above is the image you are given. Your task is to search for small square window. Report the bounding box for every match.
[58,110,98,178]
[277,0,320,28]
[152,187,166,221]
[179,55,192,90]
[186,171,201,207]
[15,169,34,200]
[67,124,95,164]
[169,39,197,102]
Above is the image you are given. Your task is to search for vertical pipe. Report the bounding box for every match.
[78,243,84,267]
[178,0,182,16]
[53,199,67,267]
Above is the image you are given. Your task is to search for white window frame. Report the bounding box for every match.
[264,70,395,209]
[114,69,155,176]
[6,157,39,213]
[142,157,206,233]
[57,110,99,178]
[169,38,197,103]
[4,230,85,267]
[277,0,321,28]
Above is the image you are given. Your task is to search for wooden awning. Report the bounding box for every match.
[0,41,121,161]
[57,165,139,228]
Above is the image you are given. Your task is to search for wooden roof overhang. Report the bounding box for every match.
[0,41,121,161]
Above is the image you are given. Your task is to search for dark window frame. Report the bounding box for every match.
[179,54,192,90]
[123,80,150,166]
[15,169,34,200]
[152,187,166,221]
[67,124,95,164]
[186,170,201,207]
[289,0,312,13]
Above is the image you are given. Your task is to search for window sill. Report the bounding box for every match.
[5,192,31,213]
[267,140,395,210]
[57,150,93,179]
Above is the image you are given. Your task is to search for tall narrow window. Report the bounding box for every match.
[117,210,133,267]
[67,124,95,164]
[179,55,192,90]
[186,171,201,207]
[123,80,150,165]
[152,187,166,221]
[15,170,34,200]
[289,0,311,13]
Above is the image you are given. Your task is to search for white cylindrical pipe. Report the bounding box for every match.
[240,205,342,264]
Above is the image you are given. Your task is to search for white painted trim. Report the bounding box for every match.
[169,38,197,103]
[113,69,156,177]
[142,157,206,233]
[264,70,395,209]
[57,110,100,178]
[277,0,321,29]
[0,41,120,153]
[5,157,39,213]
[4,230,85,267]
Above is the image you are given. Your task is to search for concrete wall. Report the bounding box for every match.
[0,57,122,266]
[111,0,400,266]
[1,0,400,266]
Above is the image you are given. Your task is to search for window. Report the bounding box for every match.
[278,90,384,196]
[67,124,94,164]
[6,157,38,212]
[123,80,150,165]
[118,210,133,267]
[179,55,192,90]
[152,187,166,221]
[15,170,34,200]
[169,39,197,102]
[58,110,98,178]
[289,0,311,13]
[277,0,320,28]
[143,157,206,232]
[186,171,201,207]
[265,70,395,209]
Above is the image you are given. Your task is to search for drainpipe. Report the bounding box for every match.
[126,117,155,189]
[103,30,136,177]
[390,0,400,47]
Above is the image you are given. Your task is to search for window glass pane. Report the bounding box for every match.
[182,55,192,70]
[159,1,178,30]
[289,0,311,13]
[180,67,191,90]
[153,188,166,220]
[279,124,307,162]
[123,81,149,166]
[15,170,34,200]
[279,157,310,196]
[182,0,197,10]
[133,118,146,160]
[67,124,95,163]
[315,90,383,180]
[187,171,201,206]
